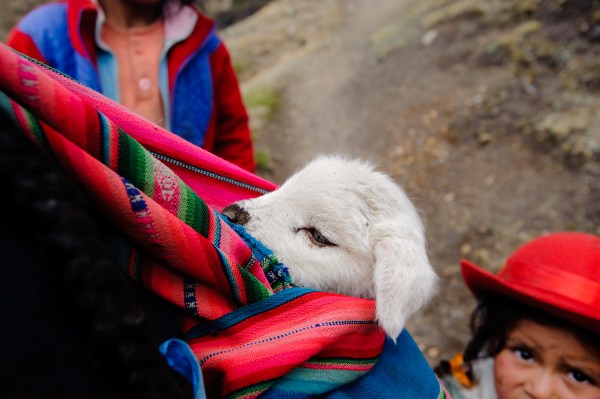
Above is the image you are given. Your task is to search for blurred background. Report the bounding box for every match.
[3,0,599,364]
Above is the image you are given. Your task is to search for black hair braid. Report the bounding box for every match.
[0,111,192,399]
[433,299,492,378]
[463,297,499,364]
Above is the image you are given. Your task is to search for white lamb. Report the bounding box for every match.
[222,156,438,340]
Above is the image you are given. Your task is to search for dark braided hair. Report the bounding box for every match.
[435,293,600,380]
[0,111,193,398]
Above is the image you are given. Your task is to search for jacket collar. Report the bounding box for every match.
[71,0,213,60]
[66,0,98,60]
[163,1,200,50]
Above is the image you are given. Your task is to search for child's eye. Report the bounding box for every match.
[568,369,595,385]
[513,347,534,361]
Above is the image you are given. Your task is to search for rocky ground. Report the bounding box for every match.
[3,0,599,366]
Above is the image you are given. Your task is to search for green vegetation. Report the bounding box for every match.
[244,86,281,119]
[243,86,281,175]
[254,148,272,173]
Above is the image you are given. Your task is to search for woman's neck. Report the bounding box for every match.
[98,0,164,29]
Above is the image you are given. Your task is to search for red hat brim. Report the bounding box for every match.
[461,259,600,335]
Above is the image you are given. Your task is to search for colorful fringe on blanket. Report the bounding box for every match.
[0,44,447,399]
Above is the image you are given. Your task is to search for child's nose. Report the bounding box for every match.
[523,369,558,399]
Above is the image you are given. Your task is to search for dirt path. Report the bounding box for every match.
[248,0,425,180]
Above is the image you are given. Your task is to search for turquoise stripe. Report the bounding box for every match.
[98,112,112,165]
[185,288,315,339]
[266,368,365,396]
[212,209,222,248]
[216,248,240,303]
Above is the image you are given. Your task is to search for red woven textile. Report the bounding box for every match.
[0,44,388,398]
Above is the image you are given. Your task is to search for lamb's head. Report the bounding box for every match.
[222,156,438,339]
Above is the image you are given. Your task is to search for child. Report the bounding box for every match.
[436,232,600,399]
[7,0,255,172]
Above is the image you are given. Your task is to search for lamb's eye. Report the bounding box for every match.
[303,227,336,247]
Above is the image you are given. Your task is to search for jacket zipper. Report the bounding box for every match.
[150,151,270,194]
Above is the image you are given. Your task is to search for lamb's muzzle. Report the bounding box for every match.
[222,203,251,225]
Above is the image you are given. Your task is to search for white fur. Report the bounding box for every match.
[222,156,438,340]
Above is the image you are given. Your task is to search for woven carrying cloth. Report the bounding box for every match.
[0,44,446,399]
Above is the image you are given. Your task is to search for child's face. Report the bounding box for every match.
[494,319,600,399]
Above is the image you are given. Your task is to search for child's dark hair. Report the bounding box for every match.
[0,110,193,398]
[464,294,600,363]
[436,293,600,379]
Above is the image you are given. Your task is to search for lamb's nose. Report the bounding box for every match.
[222,203,251,225]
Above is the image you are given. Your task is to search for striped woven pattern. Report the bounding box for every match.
[0,44,445,399]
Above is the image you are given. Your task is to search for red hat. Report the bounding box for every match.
[461,232,600,334]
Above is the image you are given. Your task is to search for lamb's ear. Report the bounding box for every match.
[372,221,438,342]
